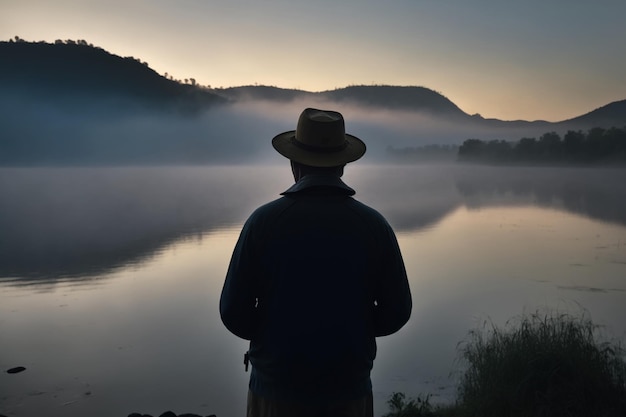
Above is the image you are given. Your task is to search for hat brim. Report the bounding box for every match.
[272,131,366,167]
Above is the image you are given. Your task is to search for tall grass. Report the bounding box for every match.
[457,310,626,417]
[383,392,437,417]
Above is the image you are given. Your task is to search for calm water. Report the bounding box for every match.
[1,164,626,417]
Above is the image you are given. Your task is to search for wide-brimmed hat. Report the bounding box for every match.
[272,108,366,167]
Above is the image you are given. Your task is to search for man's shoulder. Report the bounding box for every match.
[245,196,294,225]
[346,197,390,224]
[251,196,293,215]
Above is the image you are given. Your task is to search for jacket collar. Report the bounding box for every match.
[281,174,356,196]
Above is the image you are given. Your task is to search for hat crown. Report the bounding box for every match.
[271,108,366,167]
[295,108,347,150]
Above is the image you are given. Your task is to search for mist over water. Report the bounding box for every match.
[0,93,556,166]
[1,96,281,165]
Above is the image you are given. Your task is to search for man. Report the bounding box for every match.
[220,108,412,417]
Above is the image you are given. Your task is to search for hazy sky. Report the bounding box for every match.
[2,0,626,121]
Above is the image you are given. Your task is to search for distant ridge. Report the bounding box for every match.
[218,85,467,117]
[560,99,626,129]
[320,85,468,117]
[212,86,626,131]
[216,85,315,102]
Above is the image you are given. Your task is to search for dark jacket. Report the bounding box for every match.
[220,174,412,404]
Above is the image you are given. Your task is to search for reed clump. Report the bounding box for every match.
[456,310,626,417]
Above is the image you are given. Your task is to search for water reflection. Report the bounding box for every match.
[454,165,626,226]
[1,165,625,284]
[0,166,286,283]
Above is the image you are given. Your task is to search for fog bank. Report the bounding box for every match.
[0,94,556,165]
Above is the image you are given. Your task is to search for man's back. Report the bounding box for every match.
[221,175,411,404]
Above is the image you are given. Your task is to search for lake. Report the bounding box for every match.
[1,164,625,417]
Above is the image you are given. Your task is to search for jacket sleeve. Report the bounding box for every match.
[219,215,260,340]
[372,221,412,337]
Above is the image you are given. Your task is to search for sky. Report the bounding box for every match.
[2,0,626,122]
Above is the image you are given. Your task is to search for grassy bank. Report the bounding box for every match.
[384,310,626,417]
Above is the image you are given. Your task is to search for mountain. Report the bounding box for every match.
[3,39,625,128]
[0,40,225,112]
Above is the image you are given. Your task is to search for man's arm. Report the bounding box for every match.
[219,217,259,340]
[372,222,412,337]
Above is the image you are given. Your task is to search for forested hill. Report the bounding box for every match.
[0,39,225,110]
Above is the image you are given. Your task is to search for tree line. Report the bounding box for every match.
[458,127,626,165]
[5,36,209,89]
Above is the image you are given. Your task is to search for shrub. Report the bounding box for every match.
[457,310,626,417]
[383,392,436,417]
